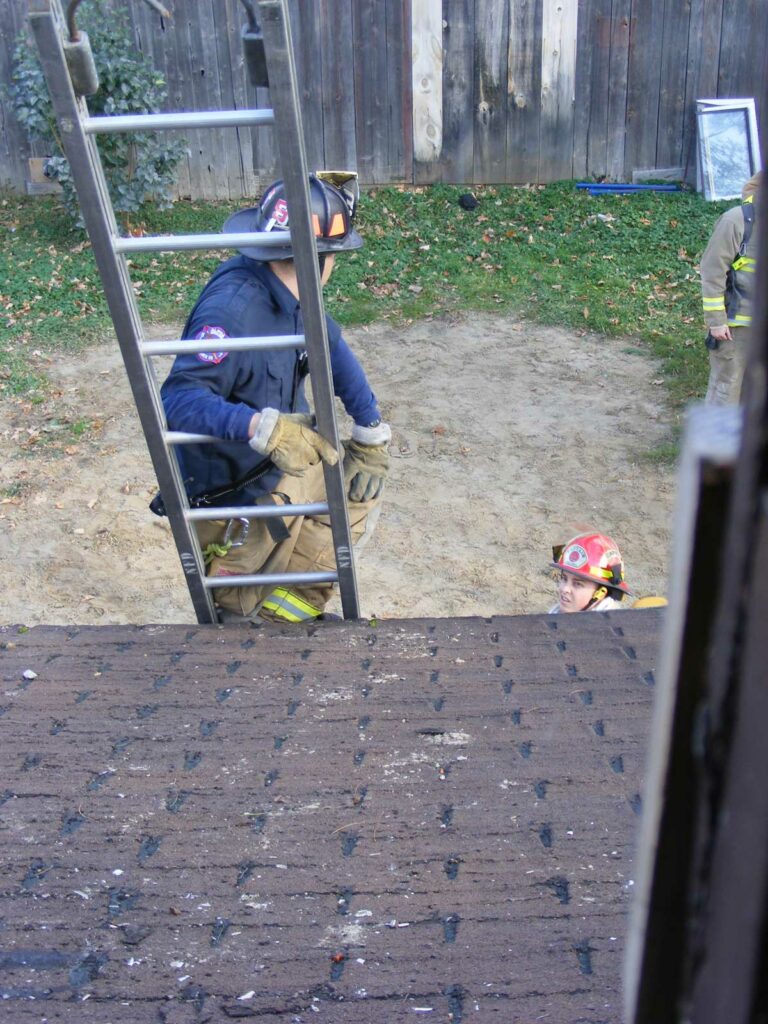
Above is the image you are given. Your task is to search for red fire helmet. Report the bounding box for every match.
[551,532,631,595]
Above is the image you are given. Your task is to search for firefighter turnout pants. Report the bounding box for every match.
[706,324,751,405]
[196,460,380,622]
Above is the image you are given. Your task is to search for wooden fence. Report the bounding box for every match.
[1,0,766,198]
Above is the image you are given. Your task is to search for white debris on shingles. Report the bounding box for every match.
[420,731,471,745]
[320,923,365,946]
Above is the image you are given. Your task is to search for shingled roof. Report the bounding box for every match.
[0,610,661,1023]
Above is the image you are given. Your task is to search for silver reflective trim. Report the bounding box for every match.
[84,109,274,133]
[205,570,337,589]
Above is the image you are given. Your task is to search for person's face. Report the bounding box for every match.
[321,253,335,285]
[556,570,599,612]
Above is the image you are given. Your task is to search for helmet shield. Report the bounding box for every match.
[223,171,363,261]
[551,532,631,595]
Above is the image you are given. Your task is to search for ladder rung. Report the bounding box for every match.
[205,570,338,589]
[142,335,305,356]
[165,432,224,444]
[84,110,274,133]
[187,503,329,521]
[114,231,290,254]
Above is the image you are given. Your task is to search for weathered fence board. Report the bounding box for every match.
[434,0,476,184]
[606,0,632,181]
[507,0,543,184]
[624,0,666,177]
[573,0,610,180]
[474,0,509,183]
[1,0,766,195]
[412,0,443,172]
[681,0,725,181]
[655,0,692,171]
[0,0,42,190]
[320,0,357,172]
[540,0,578,181]
[290,1,324,172]
[719,0,766,103]
[352,0,410,184]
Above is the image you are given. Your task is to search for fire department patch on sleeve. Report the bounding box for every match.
[193,325,229,364]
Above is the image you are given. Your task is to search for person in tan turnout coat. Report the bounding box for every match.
[700,171,762,404]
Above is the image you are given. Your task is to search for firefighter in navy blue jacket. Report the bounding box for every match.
[160,173,390,623]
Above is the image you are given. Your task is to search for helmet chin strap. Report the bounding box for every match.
[588,585,608,608]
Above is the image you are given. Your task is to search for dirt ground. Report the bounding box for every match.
[0,312,677,625]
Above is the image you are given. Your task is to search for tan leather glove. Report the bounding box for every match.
[343,422,391,502]
[250,409,338,477]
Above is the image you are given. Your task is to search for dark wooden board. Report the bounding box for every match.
[606,0,633,180]
[507,0,543,183]
[573,0,613,179]
[0,611,661,1022]
[624,0,666,176]
[680,0,724,182]
[428,0,476,185]
[474,0,510,183]
[319,0,358,172]
[655,0,693,171]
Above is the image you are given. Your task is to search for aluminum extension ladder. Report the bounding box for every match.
[29,0,360,624]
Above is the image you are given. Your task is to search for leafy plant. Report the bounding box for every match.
[9,1,185,227]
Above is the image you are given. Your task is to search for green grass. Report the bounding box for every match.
[0,183,732,412]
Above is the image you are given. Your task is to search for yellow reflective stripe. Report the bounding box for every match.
[728,315,752,324]
[261,587,321,622]
[732,256,756,270]
[587,565,616,582]
[702,297,725,309]
[262,603,303,622]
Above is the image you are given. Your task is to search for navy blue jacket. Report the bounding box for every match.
[161,257,380,506]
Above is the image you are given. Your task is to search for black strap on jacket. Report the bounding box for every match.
[740,197,755,255]
[150,315,311,545]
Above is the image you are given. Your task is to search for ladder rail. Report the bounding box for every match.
[258,0,360,619]
[28,0,217,623]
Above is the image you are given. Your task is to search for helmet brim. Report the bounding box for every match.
[222,207,363,262]
[550,562,632,596]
